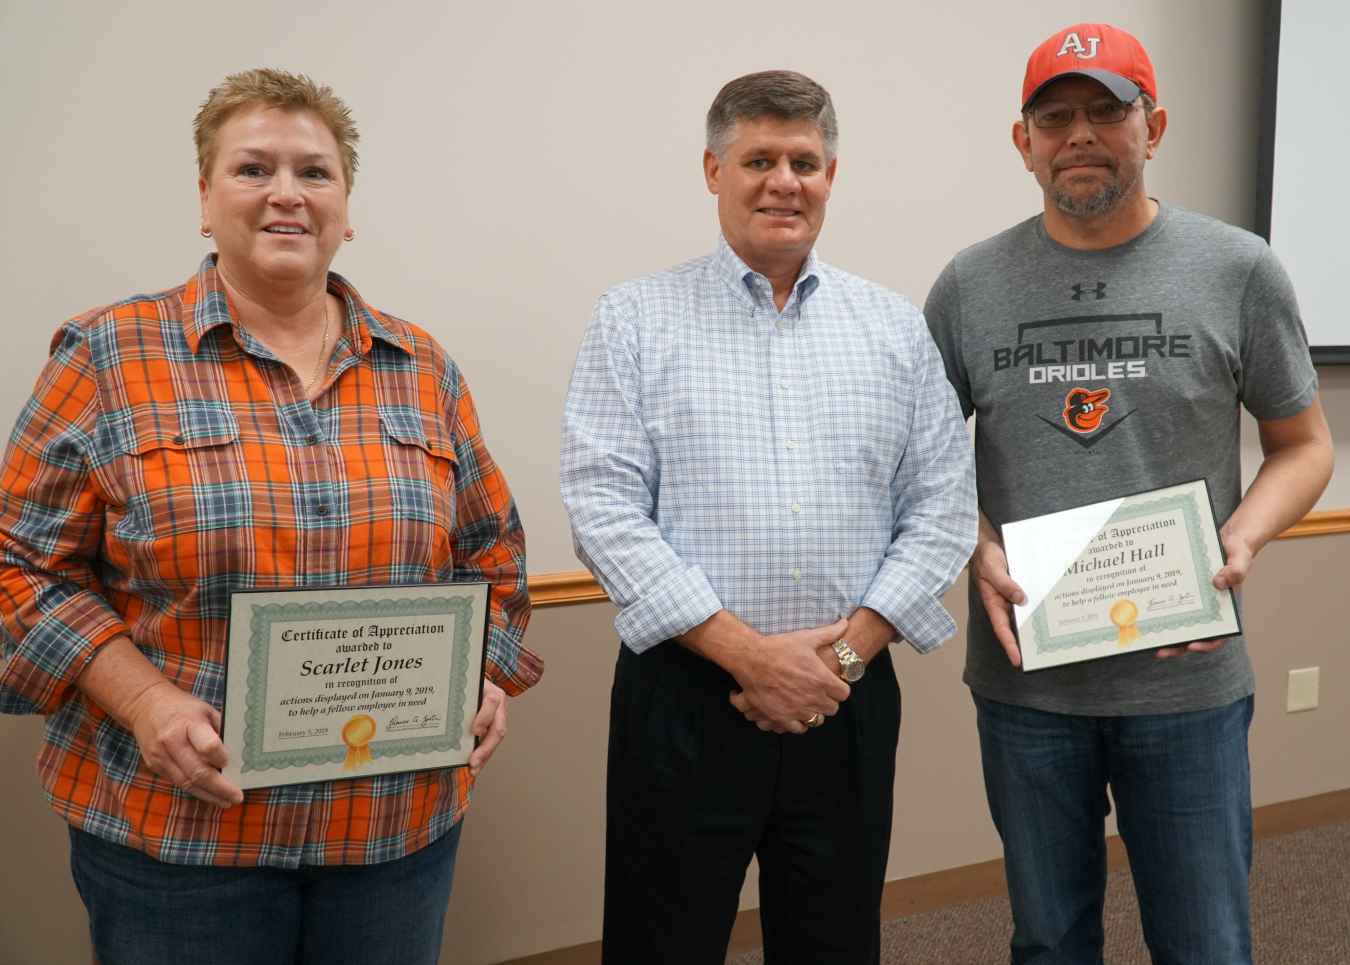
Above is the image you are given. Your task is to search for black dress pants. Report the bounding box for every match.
[602,639,902,965]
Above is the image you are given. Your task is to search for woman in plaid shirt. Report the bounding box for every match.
[0,69,538,965]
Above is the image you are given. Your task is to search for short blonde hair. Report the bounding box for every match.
[193,68,360,192]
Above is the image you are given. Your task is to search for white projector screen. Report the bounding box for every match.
[1264,0,1350,362]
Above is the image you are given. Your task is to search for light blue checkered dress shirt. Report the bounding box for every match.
[561,237,977,654]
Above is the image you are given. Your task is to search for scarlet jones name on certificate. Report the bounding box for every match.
[221,585,489,790]
[292,622,438,678]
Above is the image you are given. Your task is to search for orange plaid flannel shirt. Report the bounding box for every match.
[0,256,539,867]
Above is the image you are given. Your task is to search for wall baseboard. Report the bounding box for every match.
[528,517,1350,608]
[497,787,1350,965]
[499,945,603,965]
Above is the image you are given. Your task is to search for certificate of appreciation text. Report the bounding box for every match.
[1002,480,1240,672]
[221,583,489,789]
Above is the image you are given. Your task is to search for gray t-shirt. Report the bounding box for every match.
[924,203,1318,715]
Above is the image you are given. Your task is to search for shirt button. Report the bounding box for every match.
[786,441,796,450]
[790,502,801,514]
[172,435,184,446]
[792,569,802,580]
[306,433,319,445]
[780,379,791,389]
[315,505,329,516]
[775,320,783,331]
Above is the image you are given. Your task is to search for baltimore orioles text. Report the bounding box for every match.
[994,334,1192,383]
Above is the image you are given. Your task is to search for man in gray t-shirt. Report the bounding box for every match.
[924,23,1333,963]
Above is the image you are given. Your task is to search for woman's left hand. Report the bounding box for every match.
[468,678,509,777]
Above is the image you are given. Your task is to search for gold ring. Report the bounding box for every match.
[804,713,823,728]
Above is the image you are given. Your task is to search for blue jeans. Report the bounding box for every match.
[70,820,462,965]
[974,693,1253,965]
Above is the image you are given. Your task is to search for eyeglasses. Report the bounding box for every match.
[1027,100,1137,129]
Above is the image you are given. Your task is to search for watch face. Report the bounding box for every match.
[843,660,865,682]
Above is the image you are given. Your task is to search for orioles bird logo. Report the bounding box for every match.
[1063,387,1110,433]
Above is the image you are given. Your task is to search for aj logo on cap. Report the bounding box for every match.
[1057,32,1101,60]
[1021,23,1158,113]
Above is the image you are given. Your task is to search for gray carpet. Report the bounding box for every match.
[727,820,1350,964]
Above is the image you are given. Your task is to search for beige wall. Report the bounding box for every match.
[3,0,1349,963]
[0,0,1310,573]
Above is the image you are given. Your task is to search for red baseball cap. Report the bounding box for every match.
[1021,24,1157,113]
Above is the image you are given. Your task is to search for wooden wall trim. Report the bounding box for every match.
[527,571,609,607]
[493,787,1350,965]
[528,510,1350,607]
[1275,508,1350,539]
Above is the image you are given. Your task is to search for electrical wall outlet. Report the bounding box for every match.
[1287,667,1319,713]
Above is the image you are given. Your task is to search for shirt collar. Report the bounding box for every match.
[181,254,413,356]
[711,234,822,308]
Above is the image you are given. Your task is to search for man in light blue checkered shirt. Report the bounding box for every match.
[560,70,977,964]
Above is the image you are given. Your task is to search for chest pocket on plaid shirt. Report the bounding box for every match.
[377,408,458,529]
[107,403,246,539]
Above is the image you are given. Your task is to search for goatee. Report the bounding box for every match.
[1048,160,1143,218]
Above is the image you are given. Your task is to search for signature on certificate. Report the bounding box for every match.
[1146,592,1196,613]
[385,713,443,733]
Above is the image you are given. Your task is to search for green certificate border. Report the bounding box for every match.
[1031,491,1221,654]
[241,595,475,772]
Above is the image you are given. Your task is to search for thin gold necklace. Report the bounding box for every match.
[307,299,331,391]
[239,299,332,391]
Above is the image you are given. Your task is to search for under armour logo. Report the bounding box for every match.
[1070,282,1107,301]
[1056,32,1101,60]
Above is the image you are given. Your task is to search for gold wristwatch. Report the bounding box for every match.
[831,639,865,682]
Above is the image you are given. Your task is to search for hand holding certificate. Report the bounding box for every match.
[1002,480,1241,672]
[221,583,490,789]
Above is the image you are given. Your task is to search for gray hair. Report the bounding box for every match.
[706,70,838,163]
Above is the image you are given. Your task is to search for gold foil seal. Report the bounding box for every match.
[341,714,376,772]
[1109,599,1142,648]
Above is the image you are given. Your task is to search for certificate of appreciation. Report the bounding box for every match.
[220,583,489,790]
[1002,480,1240,672]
